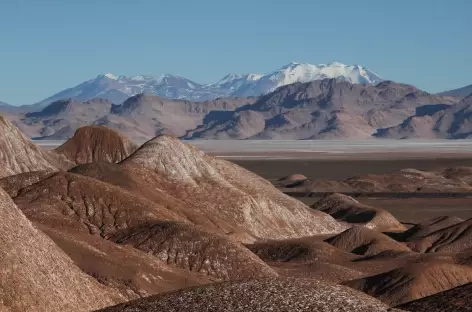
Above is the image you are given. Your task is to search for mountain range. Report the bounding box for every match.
[10,78,462,141]
[1,61,471,140]
[438,84,472,98]
[34,62,383,108]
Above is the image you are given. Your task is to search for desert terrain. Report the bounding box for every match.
[0,120,471,311]
[232,155,472,223]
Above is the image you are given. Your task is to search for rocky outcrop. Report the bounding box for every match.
[54,126,137,164]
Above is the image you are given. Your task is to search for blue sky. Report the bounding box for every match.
[0,0,470,105]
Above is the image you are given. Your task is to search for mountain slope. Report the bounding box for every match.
[184,79,456,140]
[398,282,472,311]
[375,94,472,139]
[0,116,62,178]
[344,262,472,306]
[35,74,203,109]
[0,186,120,311]
[119,135,346,242]
[34,62,383,107]
[54,126,138,164]
[17,96,255,141]
[438,84,472,98]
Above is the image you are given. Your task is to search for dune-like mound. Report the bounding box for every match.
[98,278,401,312]
[344,262,472,306]
[275,173,310,188]
[12,172,218,298]
[55,126,138,164]
[247,237,357,263]
[0,186,120,311]
[0,116,59,178]
[408,219,472,253]
[439,166,472,185]
[326,226,411,256]
[272,261,367,283]
[115,135,347,242]
[12,172,276,295]
[112,222,277,280]
[70,162,257,240]
[400,216,465,241]
[305,167,472,194]
[343,168,472,193]
[40,225,211,299]
[313,193,406,232]
[454,248,472,266]
[0,170,54,197]
[398,282,472,311]
[247,238,365,283]
[14,172,184,237]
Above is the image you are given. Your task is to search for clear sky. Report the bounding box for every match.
[0,0,470,105]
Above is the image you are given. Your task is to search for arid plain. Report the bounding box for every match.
[0,122,471,311]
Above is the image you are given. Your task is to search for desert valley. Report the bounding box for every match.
[1,1,471,310]
[0,113,471,311]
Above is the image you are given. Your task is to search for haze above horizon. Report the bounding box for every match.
[0,0,470,105]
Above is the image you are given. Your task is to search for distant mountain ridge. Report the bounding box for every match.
[375,93,472,139]
[34,62,383,108]
[10,78,461,141]
[438,84,472,98]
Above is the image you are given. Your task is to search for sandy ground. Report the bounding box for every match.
[39,139,472,223]
[231,157,472,181]
[232,157,472,224]
[37,139,472,158]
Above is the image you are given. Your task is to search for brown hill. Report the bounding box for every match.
[275,173,309,188]
[408,219,472,253]
[344,262,472,306]
[98,278,402,312]
[454,248,472,266]
[80,135,347,242]
[54,126,137,164]
[19,98,114,139]
[376,94,472,139]
[12,171,275,294]
[0,116,61,178]
[325,226,411,256]
[0,186,120,311]
[109,94,255,140]
[399,282,472,312]
[439,166,472,185]
[38,225,211,299]
[0,170,54,197]
[295,167,472,194]
[247,237,364,283]
[183,79,456,140]
[111,222,277,280]
[313,193,406,232]
[344,168,472,192]
[12,171,208,297]
[247,237,357,264]
[399,216,465,241]
[14,171,185,237]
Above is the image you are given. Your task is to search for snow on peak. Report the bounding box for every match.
[104,73,118,80]
[267,61,382,86]
[39,61,384,106]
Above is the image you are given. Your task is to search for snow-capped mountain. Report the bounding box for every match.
[35,62,383,108]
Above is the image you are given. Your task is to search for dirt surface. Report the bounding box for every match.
[98,278,401,312]
[232,157,472,182]
[233,158,472,224]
